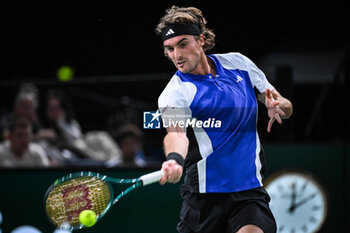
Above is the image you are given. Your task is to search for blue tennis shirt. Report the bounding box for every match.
[158,52,274,193]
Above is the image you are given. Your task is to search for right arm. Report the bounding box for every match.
[159,125,189,185]
[157,75,193,184]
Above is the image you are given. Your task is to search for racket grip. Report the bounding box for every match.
[140,170,164,186]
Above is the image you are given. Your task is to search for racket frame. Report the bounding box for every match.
[44,170,163,231]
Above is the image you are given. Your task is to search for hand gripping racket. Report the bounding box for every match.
[44,170,163,230]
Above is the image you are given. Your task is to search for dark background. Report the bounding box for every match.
[1,1,348,143]
[2,1,348,77]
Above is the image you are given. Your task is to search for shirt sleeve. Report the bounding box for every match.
[158,88,191,128]
[158,76,194,128]
[241,53,274,93]
[158,86,187,109]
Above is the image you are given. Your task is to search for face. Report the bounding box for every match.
[120,136,141,163]
[163,35,205,73]
[9,126,32,154]
[15,98,36,122]
[46,98,64,123]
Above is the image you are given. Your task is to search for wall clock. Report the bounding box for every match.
[265,169,328,233]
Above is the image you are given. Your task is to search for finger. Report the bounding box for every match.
[275,113,283,124]
[159,175,166,185]
[266,98,279,107]
[169,164,182,183]
[161,162,169,171]
[159,163,170,185]
[165,169,173,183]
[265,89,272,105]
[159,168,169,185]
[272,100,280,107]
[170,165,181,183]
[276,107,286,116]
[169,166,178,182]
[166,172,172,183]
[169,174,177,183]
[174,165,181,182]
[267,117,275,133]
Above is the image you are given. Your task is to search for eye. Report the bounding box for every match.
[179,42,187,48]
[165,47,174,52]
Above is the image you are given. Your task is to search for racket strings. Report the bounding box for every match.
[46,176,111,227]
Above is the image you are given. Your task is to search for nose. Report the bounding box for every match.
[174,47,182,60]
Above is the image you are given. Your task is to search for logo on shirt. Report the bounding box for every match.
[143,110,161,129]
[236,75,243,83]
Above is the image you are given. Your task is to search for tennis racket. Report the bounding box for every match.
[44,170,163,230]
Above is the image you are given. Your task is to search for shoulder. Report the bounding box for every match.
[28,142,45,153]
[28,143,49,164]
[158,73,196,108]
[0,141,7,150]
[214,52,273,92]
[0,142,11,158]
[212,52,250,71]
[0,141,11,153]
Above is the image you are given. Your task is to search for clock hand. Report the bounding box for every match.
[288,182,297,213]
[289,192,317,213]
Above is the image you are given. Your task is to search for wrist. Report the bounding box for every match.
[166,152,185,167]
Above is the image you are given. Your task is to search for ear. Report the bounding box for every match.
[198,34,205,47]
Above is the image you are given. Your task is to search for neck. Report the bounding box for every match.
[190,53,216,76]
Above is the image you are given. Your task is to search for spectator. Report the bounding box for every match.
[113,124,146,167]
[12,84,41,134]
[73,130,122,163]
[40,90,122,165]
[35,90,83,165]
[0,118,50,167]
[41,90,82,146]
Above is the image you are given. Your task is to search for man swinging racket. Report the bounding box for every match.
[156,6,293,233]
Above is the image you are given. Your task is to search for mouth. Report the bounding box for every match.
[177,60,186,68]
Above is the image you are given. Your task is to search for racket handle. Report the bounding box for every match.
[140,170,164,186]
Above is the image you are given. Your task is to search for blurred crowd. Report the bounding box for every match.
[0,83,157,168]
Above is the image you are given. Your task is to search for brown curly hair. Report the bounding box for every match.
[155,6,215,52]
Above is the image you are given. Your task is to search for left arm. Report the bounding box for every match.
[258,88,293,133]
[236,53,292,132]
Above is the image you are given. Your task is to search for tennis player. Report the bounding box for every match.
[156,6,292,233]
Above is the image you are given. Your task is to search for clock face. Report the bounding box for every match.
[265,171,328,233]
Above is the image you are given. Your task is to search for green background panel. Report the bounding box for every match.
[0,144,348,233]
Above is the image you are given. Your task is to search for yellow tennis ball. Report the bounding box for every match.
[79,210,97,227]
[57,66,74,82]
